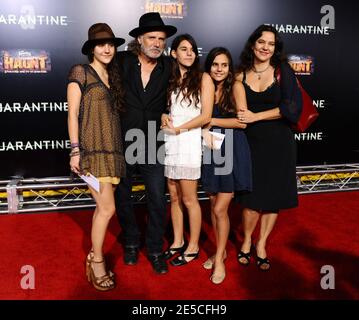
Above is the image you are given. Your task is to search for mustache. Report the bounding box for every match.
[148,47,161,52]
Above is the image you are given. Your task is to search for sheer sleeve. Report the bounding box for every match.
[67,64,86,91]
[278,62,303,123]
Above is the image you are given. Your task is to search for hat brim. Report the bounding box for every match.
[129,25,177,38]
[81,37,126,55]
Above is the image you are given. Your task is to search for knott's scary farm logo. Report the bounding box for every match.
[0,49,51,73]
[287,54,314,76]
[145,0,187,19]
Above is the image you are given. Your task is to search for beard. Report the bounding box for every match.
[141,44,164,59]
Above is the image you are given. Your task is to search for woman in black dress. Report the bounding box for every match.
[236,25,302,271]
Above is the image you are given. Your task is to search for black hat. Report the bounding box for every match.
[129,12,177,38]
[82,23,125,55]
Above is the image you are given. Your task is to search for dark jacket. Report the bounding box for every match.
[116,51,172,138]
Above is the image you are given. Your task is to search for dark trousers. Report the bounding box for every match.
[115,161,167,255]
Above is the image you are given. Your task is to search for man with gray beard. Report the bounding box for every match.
[115,12,177,274]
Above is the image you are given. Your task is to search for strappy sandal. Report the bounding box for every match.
[256,256,271,271]
[162,242,186,260]
[170,251,199,266]
[86,251,114,280]
[237,250,251,266]
[85,254,116,291]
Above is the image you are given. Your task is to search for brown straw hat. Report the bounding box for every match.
[129,12,177,38]
[81,23,125,55]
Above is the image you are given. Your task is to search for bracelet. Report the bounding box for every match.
[70,142,80,148]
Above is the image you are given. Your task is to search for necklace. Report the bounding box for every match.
[252,64,270,80]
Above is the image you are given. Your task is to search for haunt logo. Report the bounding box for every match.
[144,0,187,19]
[0,5,69,29]
[0,50,51,73]
[288,55,314,76]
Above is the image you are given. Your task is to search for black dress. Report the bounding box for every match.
[238,73,298,211]
[201,104,252,193]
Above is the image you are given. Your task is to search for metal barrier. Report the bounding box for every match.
[1,163,359,214]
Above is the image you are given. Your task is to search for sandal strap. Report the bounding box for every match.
[94,273,113,286]
[164,245,185,255]
[238,251,251,261]
[257,256,270,265]
[91,259,114,282]
[182,252,199,258]
[175,251,199,262]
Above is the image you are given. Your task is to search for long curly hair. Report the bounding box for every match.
[87,42,125,112]
[238,24,287,73]
[127,39,141,56]
[205,47,236,115]
[167,34,201,109]
[108,57,125,112]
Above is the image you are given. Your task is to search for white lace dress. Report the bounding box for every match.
[164,91,202,180]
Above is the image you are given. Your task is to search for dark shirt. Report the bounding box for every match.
[116,51,172,145]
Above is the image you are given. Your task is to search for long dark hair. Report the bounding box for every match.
[167,34,201,109]
[87,41,125,112]
[127,39,141,55]
[108,57,125,112]
[238,24,287,73]
[205,47,236,114]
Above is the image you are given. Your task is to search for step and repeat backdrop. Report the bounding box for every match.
[0,0,358,178]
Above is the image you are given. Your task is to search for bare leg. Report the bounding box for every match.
[238,208,260,264]
[167,178,184,248]
[88,182,116,287]
[256,212,278,270]
[89,181,116,251]
[211,192,233,283]
[209,194,218,258]
[179,179,201,258]
[241,208,260,250]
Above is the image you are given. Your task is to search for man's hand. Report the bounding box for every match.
[161,113,172,129]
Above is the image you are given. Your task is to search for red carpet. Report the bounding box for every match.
[0,191,358,300]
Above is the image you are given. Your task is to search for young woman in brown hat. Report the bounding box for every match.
[67,23,126,291]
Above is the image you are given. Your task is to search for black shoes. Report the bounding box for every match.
[238,244,255,266]
[123,246,168,274]
[148,254,168,274]
[162,242,186,260]
[124,246,139,265]
[256,256,271,271]
[237,250,251,266]
[170,251,199,267]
